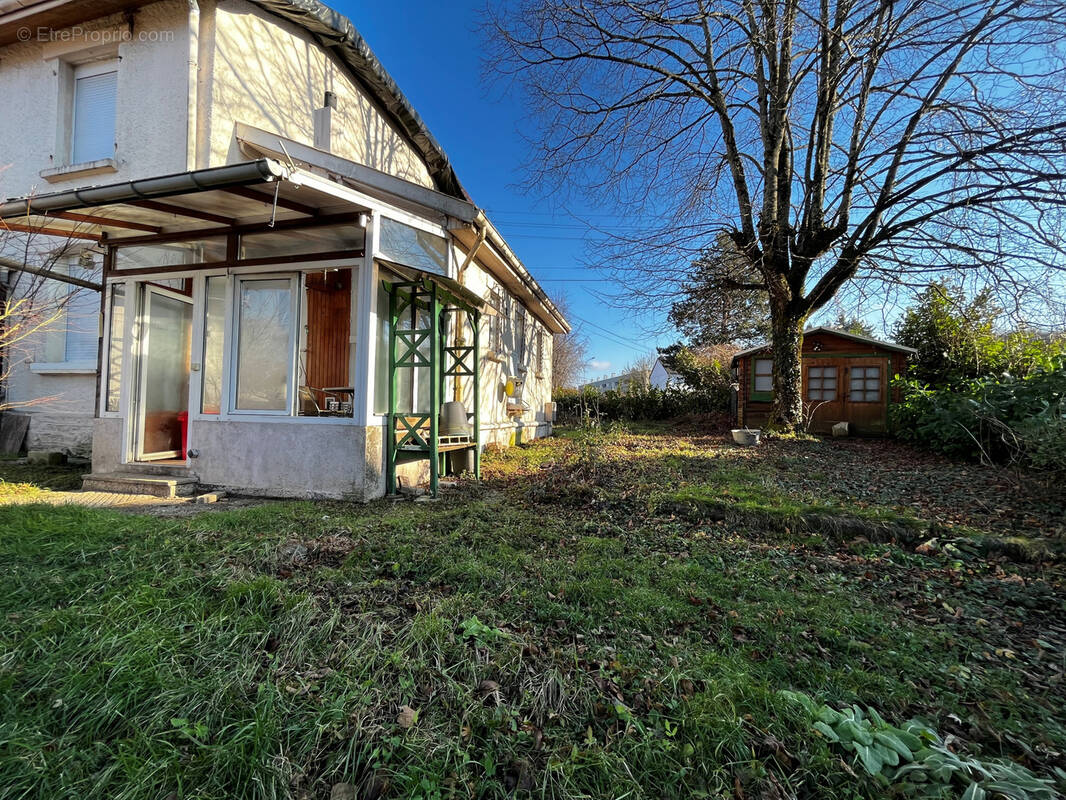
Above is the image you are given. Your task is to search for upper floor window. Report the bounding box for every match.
[71,60,118,164]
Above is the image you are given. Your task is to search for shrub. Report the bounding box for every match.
[554,383,730,424]
[893,283,1066,387]
[891,356,1066,473]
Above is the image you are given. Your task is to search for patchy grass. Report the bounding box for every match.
[0,428,1064,799]
[0,461,84,500]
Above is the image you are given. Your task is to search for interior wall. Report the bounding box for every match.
[303,269,351,393]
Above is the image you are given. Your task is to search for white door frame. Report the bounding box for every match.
[133,283,194,462]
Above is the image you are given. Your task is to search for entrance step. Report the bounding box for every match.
[122,462,196,477]
[81,472,199,498]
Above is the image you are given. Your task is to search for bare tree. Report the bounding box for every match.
[625,352,657,388]
[551,294,591,390]
[487,0,1066,430]
[1,220,102,413]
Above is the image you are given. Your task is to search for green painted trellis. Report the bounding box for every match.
[385,277,481,497]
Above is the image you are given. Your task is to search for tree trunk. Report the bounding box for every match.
[768,310,805,431]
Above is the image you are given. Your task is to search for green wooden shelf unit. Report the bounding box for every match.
[385,278,481,497]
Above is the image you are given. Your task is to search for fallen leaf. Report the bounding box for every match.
[396,704,417,728]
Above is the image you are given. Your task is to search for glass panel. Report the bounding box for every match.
[755,359,772,376]
[201,277,226,414]
[105,284,125,412]
[140,292,192,456]
[379,217,448,274]
[755,375,772,392]
[235,279,293,412]
[115,238,227,270]
[298,269,353,417]
[374,282,389,415]
[241,224,365,260]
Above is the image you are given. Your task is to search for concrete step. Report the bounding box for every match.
[81,472,200,498]
[121,462,197,477]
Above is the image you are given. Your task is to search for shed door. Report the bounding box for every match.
[843,358,889,433]
[804,358,845,432]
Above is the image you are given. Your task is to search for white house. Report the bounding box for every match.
[0,0,568,499]
[649,356,684,389]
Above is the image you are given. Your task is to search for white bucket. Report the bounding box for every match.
[731,428,761,446]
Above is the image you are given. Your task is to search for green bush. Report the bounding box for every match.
[894,283,1066,387]
[554,383,730,424]
[891,356,1066,472]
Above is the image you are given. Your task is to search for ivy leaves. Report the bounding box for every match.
[778,690,1060,799]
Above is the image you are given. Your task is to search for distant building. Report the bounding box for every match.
[582,369,649,393]
[649,357,684,389]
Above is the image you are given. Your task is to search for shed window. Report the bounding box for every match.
[72,61,118,164]
[753,358,773,393]
[806,366,838,401]
[849,366,882,402]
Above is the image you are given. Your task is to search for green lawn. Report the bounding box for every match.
[1,428,1063,799]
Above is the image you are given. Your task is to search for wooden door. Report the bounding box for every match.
[842,357,889,433]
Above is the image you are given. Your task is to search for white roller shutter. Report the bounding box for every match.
[71,64,117,164]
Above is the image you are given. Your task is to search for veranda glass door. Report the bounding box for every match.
[136,286,193,461]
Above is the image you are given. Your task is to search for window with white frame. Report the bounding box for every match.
[487,284,503,354]
[752,358,773,394]
[514,304,526,362]
[806,366,838,401]
[225,270,355,417]
[36,257,100,368]
[849,365,882,402]
[232,276,298,413]
[71,60,118,164]
[536,327,546,375]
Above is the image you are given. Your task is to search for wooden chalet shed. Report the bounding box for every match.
[731,327,916,435]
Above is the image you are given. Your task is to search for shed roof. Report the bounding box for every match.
[730,326,917,367]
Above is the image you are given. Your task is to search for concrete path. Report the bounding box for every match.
[0,489,188,509]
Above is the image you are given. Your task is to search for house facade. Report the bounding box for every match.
[0,0,567,499]
[731,327,915,435]
[649,356,683,390]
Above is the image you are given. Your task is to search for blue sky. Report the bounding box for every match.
[348,0,674,381]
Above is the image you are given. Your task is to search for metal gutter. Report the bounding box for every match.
[474,211,571,334]
[0,159,288,219]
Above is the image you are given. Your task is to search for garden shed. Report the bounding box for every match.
[731,327,916,435]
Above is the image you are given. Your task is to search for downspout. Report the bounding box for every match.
[452,224,487,401]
